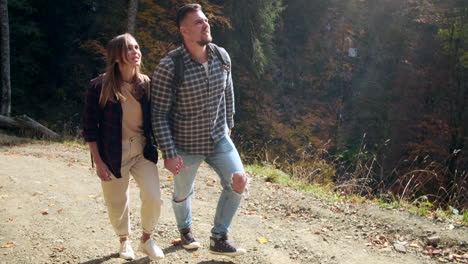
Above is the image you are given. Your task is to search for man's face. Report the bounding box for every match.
[180,10,212,46]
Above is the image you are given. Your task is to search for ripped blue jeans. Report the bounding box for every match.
[172,136,246,238]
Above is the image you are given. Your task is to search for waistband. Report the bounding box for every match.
[122,134,145,143]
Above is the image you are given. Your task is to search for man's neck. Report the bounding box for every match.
[184,41,208,64]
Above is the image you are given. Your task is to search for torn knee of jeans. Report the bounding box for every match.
[174,197,188,203]
[230,172,248,194]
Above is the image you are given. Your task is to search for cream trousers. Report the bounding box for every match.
[101,135,162,237]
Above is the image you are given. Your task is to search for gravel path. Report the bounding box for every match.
[0,142,466,264]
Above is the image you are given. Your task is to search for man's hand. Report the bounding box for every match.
[165,157,186,175]
[95,161,112,181]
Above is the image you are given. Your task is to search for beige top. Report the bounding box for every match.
[120,82,144,141]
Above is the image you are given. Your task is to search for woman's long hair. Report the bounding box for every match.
[98,33,149,108]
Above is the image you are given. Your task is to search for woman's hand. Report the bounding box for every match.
[87,142,112,181]
[95,161,112,181]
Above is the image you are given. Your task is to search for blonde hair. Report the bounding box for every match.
[98,33,149,108]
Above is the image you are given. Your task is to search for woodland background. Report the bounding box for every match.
[1,0,467,209]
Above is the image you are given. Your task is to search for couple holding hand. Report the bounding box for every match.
[82,3,248,261]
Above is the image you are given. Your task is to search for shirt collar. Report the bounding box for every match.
[180,43,215,65]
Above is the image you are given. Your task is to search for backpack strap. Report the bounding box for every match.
[209,43,231,69]
[168,47,184,88]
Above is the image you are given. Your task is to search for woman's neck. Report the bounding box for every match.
[119,64,136,82]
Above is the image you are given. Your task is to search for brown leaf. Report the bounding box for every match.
[42,211,49,215]
[314,232,321,235]
[171,238,181,246]
[57,208,63,213]
[261,215,268,219]
[1,242,14,248]
[53,246,66,252]
[6,218,13,222]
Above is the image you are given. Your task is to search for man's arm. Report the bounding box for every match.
[223,51,235,130]
[151,57,178,160]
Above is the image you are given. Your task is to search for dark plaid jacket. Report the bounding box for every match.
[82,78,158,178]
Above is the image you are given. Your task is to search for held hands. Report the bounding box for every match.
[165,156,186,175]
[95,161,112,181]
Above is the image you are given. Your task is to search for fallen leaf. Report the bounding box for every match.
[314,232,321,235]
[261,215,268,219]
[257,237,269,244]
[1,242,14,248]
[42,211,49,215]
[6,218,13,222]
[88,194,101,199]
[408,243,421,248]
[171,239,181,246]
[53,246,66,252]
[192,253,200,258]
[48,204,55,207]
[67,163,74,167]
[168,175,174,179]
[57,208,63,213]
[0,185,3,188]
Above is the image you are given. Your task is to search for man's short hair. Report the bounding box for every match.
[176,4,202,28]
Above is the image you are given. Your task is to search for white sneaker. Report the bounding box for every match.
[138,239,165,260]
[119,240,135,260]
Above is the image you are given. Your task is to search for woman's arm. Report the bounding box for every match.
[82,82,112,181]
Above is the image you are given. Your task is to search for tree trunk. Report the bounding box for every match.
[0,114,60,139]
[0,0,11,116]
[127,0,138,35]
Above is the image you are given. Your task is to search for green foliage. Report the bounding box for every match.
[224,0,283,77]
[409,196,435,216]
[245,164,293,185]
[438,15,468,69]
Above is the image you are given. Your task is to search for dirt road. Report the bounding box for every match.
[0,142,467,263]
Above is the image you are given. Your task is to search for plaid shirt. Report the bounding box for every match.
[151,44,234,159]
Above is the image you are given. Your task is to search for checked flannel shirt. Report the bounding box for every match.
[151,44,234,160]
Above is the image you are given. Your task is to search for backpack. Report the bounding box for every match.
[167,43,230,87]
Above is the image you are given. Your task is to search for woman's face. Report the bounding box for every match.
[124,37,141,65]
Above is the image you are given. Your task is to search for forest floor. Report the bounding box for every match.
[0,140,467,264]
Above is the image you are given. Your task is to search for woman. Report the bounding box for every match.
[82,33,164,260]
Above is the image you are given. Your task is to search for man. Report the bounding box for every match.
[151,3,248,257]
